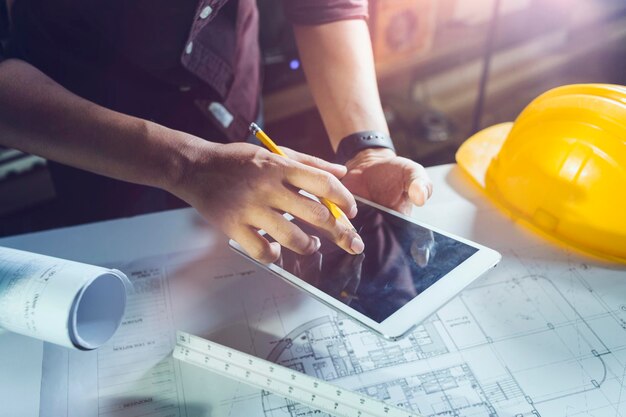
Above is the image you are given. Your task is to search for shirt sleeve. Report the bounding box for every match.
[283,0,369,26]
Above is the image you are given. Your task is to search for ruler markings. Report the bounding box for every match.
[173,331,422,417]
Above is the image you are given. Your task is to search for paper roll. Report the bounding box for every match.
[0,246,130,349]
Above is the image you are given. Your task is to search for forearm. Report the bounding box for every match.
[0,60,367,262]
[293,19,389,150]
[0,58,205,191]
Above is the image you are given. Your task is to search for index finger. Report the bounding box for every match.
[283,161,358,218]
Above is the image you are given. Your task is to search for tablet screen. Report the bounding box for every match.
[274,201,478,323]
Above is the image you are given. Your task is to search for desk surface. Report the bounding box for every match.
[1,164,625,417]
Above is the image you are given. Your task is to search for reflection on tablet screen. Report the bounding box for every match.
[274,202,478,323]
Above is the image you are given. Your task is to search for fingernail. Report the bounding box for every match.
[311,236,321,252]
[350,236,365,254]
[348,204,358,218]
[420,184,430,201]
[418,178,432,199]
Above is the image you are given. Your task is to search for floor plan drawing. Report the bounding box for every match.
[40,242,626,417]
[13,165,620,417]
[251,246,626,417]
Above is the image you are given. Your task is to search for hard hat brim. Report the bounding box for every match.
[455,122,513,189]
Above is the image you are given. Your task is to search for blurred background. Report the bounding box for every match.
[259,0,626,162]
[1,0,626,234]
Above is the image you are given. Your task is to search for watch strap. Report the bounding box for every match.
[335,131,396,164]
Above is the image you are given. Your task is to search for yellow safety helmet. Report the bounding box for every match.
[456,84,626,264]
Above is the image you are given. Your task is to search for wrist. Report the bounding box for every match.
[345,147,396,169]
[151,123,216,195]
[335,131,396,165]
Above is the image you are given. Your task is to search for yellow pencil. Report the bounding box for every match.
[249,123,358,233]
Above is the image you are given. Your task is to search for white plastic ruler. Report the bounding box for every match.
[173,331,423,417]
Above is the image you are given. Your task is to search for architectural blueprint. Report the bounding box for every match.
[39,237,626,417]
[30,166,625,417]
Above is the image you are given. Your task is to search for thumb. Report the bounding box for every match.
[403,163,433,207]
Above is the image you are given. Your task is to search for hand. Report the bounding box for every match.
[340,148,433,215]
[169,141,365,263]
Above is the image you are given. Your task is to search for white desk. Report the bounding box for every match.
[1,164,625,417]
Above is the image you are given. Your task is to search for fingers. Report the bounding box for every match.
[256,210,322,256]
[403,161,433,207]
[231,226,282,264]
[282,147,347,179]
[283,162,358,218]
[273,190,364,255]
[214,146,364,262]
[259,152,363,255]
[232,201,363,264]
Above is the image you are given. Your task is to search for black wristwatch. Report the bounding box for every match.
[335,131,396,165]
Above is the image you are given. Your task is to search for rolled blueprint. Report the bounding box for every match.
[0,246,130,350]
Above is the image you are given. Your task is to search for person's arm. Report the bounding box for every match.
[0,58,364,261]
[0,59,191,190]
[293,19,386,147]
[293,19,433,214]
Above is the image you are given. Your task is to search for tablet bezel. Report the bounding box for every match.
[229,196,501,340]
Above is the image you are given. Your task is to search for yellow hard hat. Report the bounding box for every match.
[456,84,626,264]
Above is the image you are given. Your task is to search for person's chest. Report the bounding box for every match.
[32,0,238,71]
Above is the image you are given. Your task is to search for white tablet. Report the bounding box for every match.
[229,197,501,340]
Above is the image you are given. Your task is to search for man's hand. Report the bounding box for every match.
[340,148,433,215]
[170,141,365,264]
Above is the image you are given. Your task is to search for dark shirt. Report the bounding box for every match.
[3,0,368,223]
[6,0,368,139]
